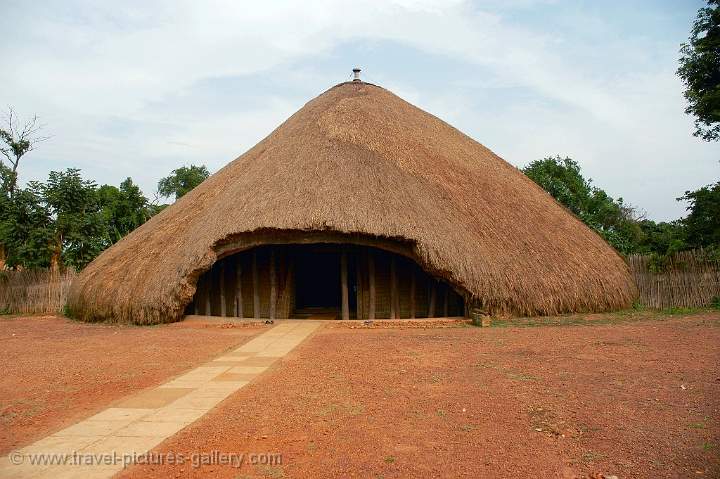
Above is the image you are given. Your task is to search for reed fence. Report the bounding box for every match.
[0,269,76,314]
[628,249,720,309]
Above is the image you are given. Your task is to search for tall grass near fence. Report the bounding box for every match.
[0,269,76,314]
[628,249,720,309]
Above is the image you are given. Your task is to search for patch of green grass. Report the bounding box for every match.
[346,403,365,416]
[487,307,717,329]
[507,372,537,381]
[459,424,475,432]
[436,409,447,418]
[256,465,284,478]
[407,409,426,419]
[710,296,720,310]
[661,306,702,315]
[475,361,499,370]
[689,422,706,429]
[580,450,606,463]
[592,338,641,347]
[383,456,396,464]
[702,442,715,451]
[317,402,364,417]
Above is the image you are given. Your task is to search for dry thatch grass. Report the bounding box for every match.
[0,269,75,314]
[67,81,636,324]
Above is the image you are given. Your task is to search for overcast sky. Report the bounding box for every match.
[2,0,718,221]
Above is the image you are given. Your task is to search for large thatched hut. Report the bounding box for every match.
[67,77,636,324]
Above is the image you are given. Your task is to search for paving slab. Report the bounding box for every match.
[233,356,278,367]
[85,408,154,422]
[116,388,194,409]
[213,372,257,382]
[114,421,187,438]
[228,365,269,374]
[53,420,132,438]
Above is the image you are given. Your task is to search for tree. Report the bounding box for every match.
[523,156,643,254]
[1,169,156,271]
[157,165,210,201]
[0,108,47,267]
[42,169,105,270]
[0,182,54,269]
[678,0,720,141]
[679,181,720,248]
[0,108,48,195]
[635,219,686,256]
[98,178,151,244]
[0,163,13,267]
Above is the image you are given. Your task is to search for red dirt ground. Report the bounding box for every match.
[119,312,720,479]
[0,315,265,454]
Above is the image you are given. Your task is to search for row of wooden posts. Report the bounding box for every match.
[195,248,455,320]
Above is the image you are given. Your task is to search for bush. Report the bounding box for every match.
[711,296,720,310]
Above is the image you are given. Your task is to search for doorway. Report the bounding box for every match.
[293,245,341,316]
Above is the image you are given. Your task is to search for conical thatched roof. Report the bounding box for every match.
[67,81,636,324]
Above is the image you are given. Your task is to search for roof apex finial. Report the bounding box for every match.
[352,68,361,82]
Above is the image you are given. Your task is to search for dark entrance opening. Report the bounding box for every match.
[294,246,341,315]
[189,242,464,319]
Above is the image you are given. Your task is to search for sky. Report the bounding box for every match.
[1,0,718,221]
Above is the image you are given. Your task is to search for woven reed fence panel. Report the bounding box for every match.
[0,269,76,314]
[628,250,720,309]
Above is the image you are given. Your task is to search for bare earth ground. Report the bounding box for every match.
[118,311,720,479]
[0,315,265,454]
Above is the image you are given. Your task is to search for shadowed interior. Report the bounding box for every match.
[189,243,464,319]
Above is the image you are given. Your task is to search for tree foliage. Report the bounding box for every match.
[0,182,53,269]
[523,156,719,260]
[678,0,720,141]
[0,170,156,270]
[42,169,106,269]
[157,165,209,201]
[679,181,720,248]
[1,162,211,270]
[98,178,151,244]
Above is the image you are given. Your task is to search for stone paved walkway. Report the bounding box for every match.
[0,321,321,479]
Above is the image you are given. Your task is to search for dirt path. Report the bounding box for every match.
[0,315,265,454]
[118,312,720,478]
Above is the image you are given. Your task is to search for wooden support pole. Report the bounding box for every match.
[205,272,211,316]
[269,248,277,320]
[390,256,397,319]
[284,257,294,319]
[341,250,349,321]
[219,262,226,317]
[410,269,416,319]
[443,285,449,317]
[429,281,437,318]
[194,277,199,315]
[356,252,362,320]
[253,250,260,318]
[235,257,243,319]
[368,251,375,320]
